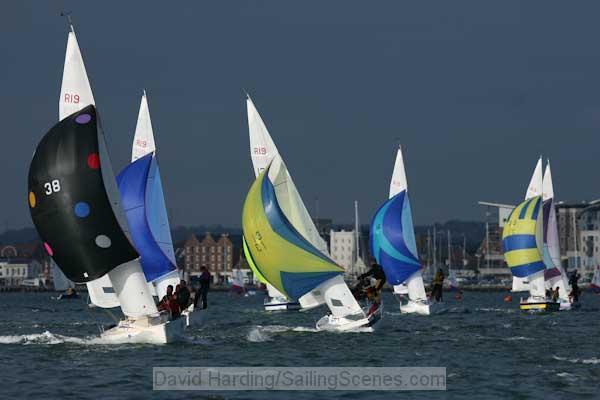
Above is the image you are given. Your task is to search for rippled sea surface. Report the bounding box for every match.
[1,291,599,399]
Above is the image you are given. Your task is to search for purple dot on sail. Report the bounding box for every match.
[76,114,92,124]
[74,202,90,218]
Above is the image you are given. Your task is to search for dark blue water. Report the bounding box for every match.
[1,291,599,399]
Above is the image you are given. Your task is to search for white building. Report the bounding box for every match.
[330,229,357,273]
[0,259,42,287]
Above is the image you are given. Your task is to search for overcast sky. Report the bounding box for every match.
[2,1,600,230]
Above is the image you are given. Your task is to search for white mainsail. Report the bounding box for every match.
[542,161,571,300]
[246,95,328,304]
[389,146,428,301]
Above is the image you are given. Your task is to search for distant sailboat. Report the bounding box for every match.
[29,105,184,343]
[243,158,381,331]
[51,260,78,299]
[502,177,559,312]
[370,146,440,315]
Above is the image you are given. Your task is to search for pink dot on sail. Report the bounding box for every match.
[87,153,100,169]
[43,242,53,256]
[76,114,92,124]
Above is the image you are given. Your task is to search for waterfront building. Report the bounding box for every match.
[0,259,42,287]
[182,233,233,283]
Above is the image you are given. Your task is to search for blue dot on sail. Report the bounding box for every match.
[74,202,90,218]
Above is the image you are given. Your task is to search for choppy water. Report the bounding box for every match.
[1,291,599,399]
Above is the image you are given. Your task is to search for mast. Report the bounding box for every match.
[433,224,437,269]
[354,200,360,267]
[463,234,467,267]
[572,210,578,270]
[485,209,490,269]
[447,230,451,270]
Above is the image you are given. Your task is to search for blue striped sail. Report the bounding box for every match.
[116,153,177,282]
[369,190,422,285]
[502,196,545,278]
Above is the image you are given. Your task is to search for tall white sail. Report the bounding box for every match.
[388,146,427,301]
[59,26,95,120]
[542,161,570,299]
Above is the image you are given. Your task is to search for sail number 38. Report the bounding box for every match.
[44,180,61,195]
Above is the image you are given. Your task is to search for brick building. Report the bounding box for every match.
[182,233,234,283]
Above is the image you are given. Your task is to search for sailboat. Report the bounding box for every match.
[509,159,544,293]
[242,157,382,331]
[116,92,202,327]
[58,23,120,310]
[30,22,183,343]
[51,260,78,299]
[502,158,559,312]
[29,104,184,343]
[370,146,440,315]
[542,161,574,310]
[244,95,303,311]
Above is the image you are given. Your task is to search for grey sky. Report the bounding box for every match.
[2,1,600,230]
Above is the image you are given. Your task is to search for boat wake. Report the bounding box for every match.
[0,331,90,345]
[246,324,323,342]
[0,330,171,346]
[553,355,600,365]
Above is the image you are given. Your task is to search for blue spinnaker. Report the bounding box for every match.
[370,190,421,285]
[117,153,176,282]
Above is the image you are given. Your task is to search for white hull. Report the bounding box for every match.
[399,299,445,316]
[181,304,206,328]
[264,296,301,311]
[100,314,185,344]
[316,305,383,332]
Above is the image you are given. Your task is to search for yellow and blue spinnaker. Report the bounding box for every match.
[242,165,343,300]
[502,196,545,278]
